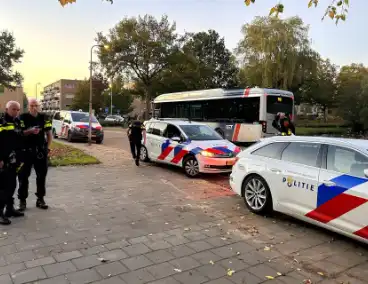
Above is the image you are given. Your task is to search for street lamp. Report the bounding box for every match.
[35,82,41,100]
[88,44,109,146]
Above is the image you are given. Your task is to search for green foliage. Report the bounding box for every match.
[0,31,24,88]
[103,76,134,115]
[336,64,368,132]
[245,0,350,24]
[96,15,181,116]
[182,30,239,89]
[300,59,338,121]
[236,16,318,104]
[71,73,108,111]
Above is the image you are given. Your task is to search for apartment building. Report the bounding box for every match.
[0,85,25,113]
[40,79,82,111]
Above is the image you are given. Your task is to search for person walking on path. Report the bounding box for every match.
[127,120,145,166]
[17,99,52,211]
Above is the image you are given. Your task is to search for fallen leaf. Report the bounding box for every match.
[317,272,324,276]
[97,258,107,263]
[264,246,271,251]
[209,260,214,265]
[227,269,235,276]
[184,228,190,231]
[174,268,182,272]
[236,252,240,255]
[303,280,312,284]
[221,237,227,241]
[277,272,283,276]
[265,276,274,280]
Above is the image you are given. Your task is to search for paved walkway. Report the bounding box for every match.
[0,143,367,284]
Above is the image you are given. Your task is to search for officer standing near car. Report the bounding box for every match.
[17,99,52,211]
[127,120,145,166]
[0,101,32,225]
[272,112,295,136]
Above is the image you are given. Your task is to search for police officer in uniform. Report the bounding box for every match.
[18,99,52,211]
[0,101,29,225]
[127,120,145,166]
[272,112,295,136]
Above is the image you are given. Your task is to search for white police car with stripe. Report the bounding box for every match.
[141,119,241,177]
[230,135,368,244]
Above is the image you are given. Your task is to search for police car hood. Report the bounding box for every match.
[74,122,101,129]
[187,139,237,152]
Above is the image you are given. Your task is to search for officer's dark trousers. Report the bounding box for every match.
[129,140,142,160]
[0,168,17,211]
[18,150,48,201]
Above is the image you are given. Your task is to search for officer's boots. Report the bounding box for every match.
[5,199,25,218]
[0,205,11,225]
[19,200,27,212]
[36,198,48,210]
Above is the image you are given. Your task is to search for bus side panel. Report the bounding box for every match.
[204,122,262,143]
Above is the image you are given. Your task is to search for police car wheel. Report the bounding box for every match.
[140,146,150,162]
[52,129,58,138]
[67,131,73,142]
[242,175,273,214]
[183,156,200,178]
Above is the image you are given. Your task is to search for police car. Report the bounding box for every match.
[52,110,104,143]
[230,135,368,244]
[140,119,241,177]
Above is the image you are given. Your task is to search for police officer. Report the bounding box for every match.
[18,99,52,211]
[0,101,29,225]
[272,112,295,136]
[127,120,145,166]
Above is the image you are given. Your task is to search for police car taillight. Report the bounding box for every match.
[260,121,267,133]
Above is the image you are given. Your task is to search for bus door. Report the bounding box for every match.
[265,95,294,135]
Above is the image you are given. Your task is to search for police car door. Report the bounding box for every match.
[277,142,322,217]
[61,112,71,138]
[163,124,186,166]
[151,122,168,162]
[312,144,368,240]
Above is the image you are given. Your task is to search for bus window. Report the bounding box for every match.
[267,96,293,115]
[190,103,203,120]
[161,102,175,117]
[176,102,189,118]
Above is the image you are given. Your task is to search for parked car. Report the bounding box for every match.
[52,110,104,144]
[104,115,124,123]
[140,119,241,177]
[230,135,368,244]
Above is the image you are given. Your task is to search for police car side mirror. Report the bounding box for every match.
[171,136,181,142]
[364,169,368,178]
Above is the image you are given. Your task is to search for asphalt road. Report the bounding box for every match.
[102,127,130,151]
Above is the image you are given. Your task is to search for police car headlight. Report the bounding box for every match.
[200,150,215,157]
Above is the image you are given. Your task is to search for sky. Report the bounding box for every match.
[2,0,368,98]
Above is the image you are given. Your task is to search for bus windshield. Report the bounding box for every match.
[71,112,98,123]
[180,124,223,141]
[267,96,293,115]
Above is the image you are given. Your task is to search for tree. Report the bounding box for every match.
[300,59,338,121]
[182,30,239,89]
[23,92,28,111]
[244,0,350,24]
[0,31,24,88]
[96,15,182,118]
[103,76,134,115]
[236,16,319,103]
[71,73,108,111]
[336,64,368,132]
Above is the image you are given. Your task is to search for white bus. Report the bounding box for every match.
[152,88,294,143]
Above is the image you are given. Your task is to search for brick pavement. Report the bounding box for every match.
[0,142,367,284]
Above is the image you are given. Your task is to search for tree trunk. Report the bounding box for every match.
[323,106,328,123]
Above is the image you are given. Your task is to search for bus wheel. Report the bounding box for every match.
[215,128,225,138]
[183,155,200,178]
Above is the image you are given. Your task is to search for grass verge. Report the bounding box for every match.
[297,127,348,136]
[49,141,100,167]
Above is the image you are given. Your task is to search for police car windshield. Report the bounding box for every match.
[71,112,98,123]
[180,125,222,141]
